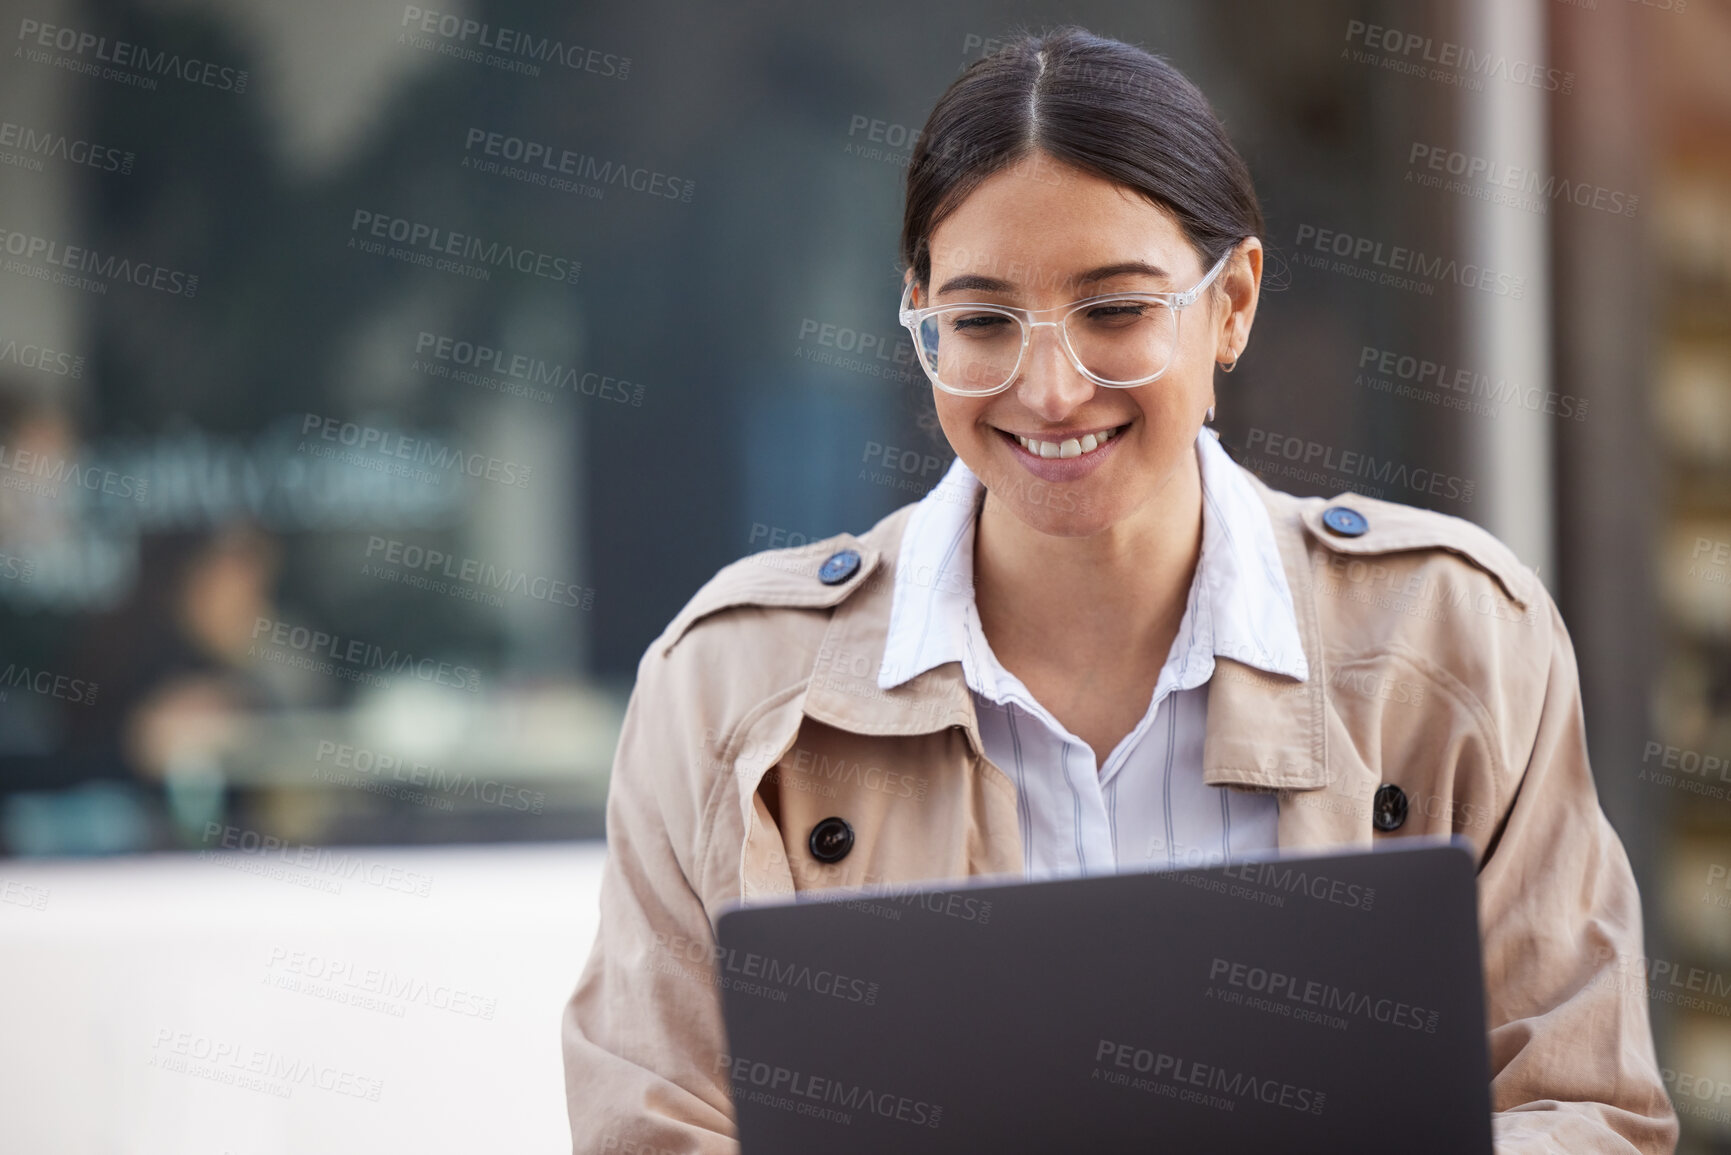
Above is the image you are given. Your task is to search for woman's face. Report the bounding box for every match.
[914,152,1258,538]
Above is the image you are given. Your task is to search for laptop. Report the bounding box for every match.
[714,837,1493,1154]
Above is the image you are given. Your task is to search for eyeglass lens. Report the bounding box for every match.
[913,297,1179,393]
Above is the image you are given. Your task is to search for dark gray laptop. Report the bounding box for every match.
[715,838,1492,1154]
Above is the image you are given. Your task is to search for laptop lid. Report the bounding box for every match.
[714,838,1492,1155]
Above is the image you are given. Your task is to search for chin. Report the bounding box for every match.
[1014,497,1121,538]
[975,468,1123,536]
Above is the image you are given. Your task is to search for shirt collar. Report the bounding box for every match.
[876,428,1310,693]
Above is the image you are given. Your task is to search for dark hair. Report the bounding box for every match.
[900,25,1263,290]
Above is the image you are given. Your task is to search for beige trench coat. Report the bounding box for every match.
[562,464,1679,1154]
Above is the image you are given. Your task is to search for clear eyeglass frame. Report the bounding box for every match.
[896,248,1235,397]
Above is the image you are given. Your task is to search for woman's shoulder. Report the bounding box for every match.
[646,501,920,669]
[1246,476,1569,813]
[614,504,919,783]
[1245,470,1549,624]
[1248,472,1563,717]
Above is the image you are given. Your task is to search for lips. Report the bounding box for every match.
[995,421,1131,483]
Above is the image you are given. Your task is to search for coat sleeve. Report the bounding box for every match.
[1478,596,1678,1154]
[560,637,741,1155]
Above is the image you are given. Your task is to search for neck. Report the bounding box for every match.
[973,450,1204,663]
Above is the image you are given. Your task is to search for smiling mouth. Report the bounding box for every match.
[999,422,1130,459]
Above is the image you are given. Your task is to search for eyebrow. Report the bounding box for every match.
[934,261,1172,297]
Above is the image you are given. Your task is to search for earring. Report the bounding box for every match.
[1205,405,1216,423]
[1219,354,1238,374]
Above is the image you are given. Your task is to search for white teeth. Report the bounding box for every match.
[1014,425,1123,459]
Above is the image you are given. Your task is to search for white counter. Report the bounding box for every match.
[0,841,608,1154]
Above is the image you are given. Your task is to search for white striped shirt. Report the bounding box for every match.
[876,429,1310,881]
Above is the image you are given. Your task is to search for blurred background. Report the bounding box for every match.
[0,0,1725,1150]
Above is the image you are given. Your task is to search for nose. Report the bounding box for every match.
[1012,320,1095,420]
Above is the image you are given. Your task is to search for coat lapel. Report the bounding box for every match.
[1204,470,1373,853]
[734,505,1023,898]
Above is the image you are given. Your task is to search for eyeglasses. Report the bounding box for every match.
[897,249,1233,397]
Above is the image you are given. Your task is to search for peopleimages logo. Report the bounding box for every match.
[462,128,693,202]
[398,7,629,78]
[363,535,595,610]
[0,878,50,911]
[200,822,435,898]
[1357,345,1589,422]
[16,18,250,92]
[0,438,148,503]
[265,946,498,1020]
[0,224,198,297]
[1207,957,1439,1032]
[248,615,481,693]
[348,210,580,284]
[0,333,84,378]
[650,932,881,1005]
[314,739,546,814]
[1094,1038,1327,1115]
[150,1028,383,1101]
[1218,857,1377,911]
[298,413,534,490]
[0,662,98,705]
[1408,143,1639,218]
[0,119,134,174]
[780,744,930,802]
[1292,223,1526,300]
[717,1053,943,1129]
[1243,428,1475,504]
[413,331,643,406]
[1341,19,1573,94]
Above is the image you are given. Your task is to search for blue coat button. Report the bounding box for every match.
[1321,506,1369,537]
[818,549,861,585]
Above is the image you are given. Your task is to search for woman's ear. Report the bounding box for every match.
[1216,238,1263,364]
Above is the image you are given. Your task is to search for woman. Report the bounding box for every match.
[563,26,1676,1154]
